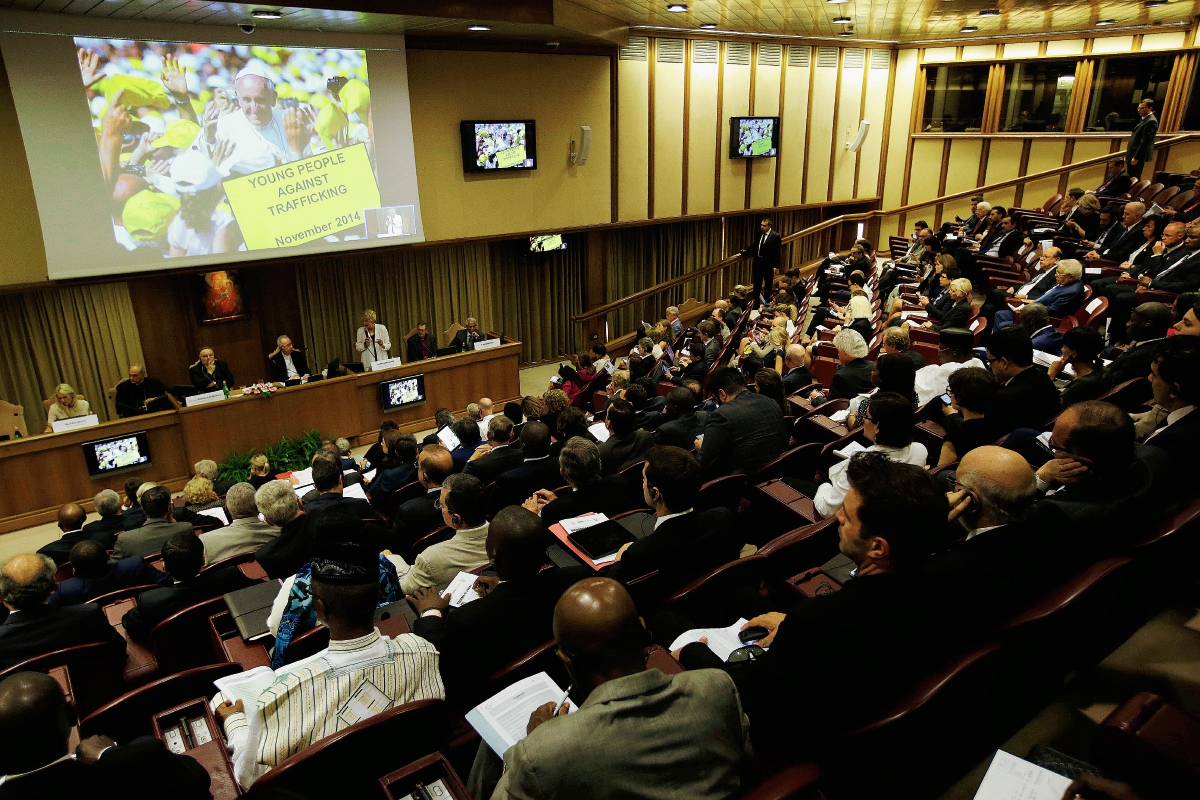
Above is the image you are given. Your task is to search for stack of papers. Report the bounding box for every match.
[587,421,610,443]
[973,750,1072,800]
[290,467,313,487]
[214,666,277,707]
[342,483,368,501]
[466,672,577,756]
[832,440,868,459]
[442,571,483,607]
[668,618,752,661]
[362,468,377,482]
[197,507,229,526]
[828,408,851,423]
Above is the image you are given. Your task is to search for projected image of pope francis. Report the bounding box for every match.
[204,61,315,174]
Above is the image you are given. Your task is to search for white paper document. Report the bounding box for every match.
[50,414,100,433]
[972,750,1072,800]
[1031,350,1060,369]
[213,666,277,708]
[197,507,229,525]
[466,671,577,756]
[437,425,461,450]
[342,482,368,501]
[559,513,609,534]
[832,440,868,459]
[1084,267,1102,275]
[669,618,752,662]
[290,467,313,488]
[828,408,851,423]
[442,571,483,607]
[362,468,377,482]
[587,421,610,442]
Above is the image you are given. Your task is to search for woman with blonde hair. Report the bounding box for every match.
[44,383,91,432]
[908,277,973,332]
[182,476,221,513]
[248,454,274,489]
[355,309,391,369]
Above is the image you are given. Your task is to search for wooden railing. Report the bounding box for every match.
[572,132,1200,328]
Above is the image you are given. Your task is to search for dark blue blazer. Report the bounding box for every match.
[49,557,170,607]
[367,461,418,499]
[0,603,126,671]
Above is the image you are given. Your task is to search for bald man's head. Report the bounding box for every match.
[957,446,1038,527]
[785,343,806,367]
[56,503,86,533]
[0,554,56,611]
[0,672,71,774]
[553,578,646,688]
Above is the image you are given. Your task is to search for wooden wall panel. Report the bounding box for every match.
[719,56,752,211]
[1068,139,1115,189]
[617,55,650,221]
[1022,140,1069,208]
[945,139,985,199]
[749,58,782,209]
[831,55,864,201]
[982,139,1025,212]
[882,49,920,208]
[777,56,811,207]
[1165,140,1200,172]
[653,53,685,218]
[906,139,945,205]
[687,58,720,215]
[855,57,891,199]
[806,54,839,203]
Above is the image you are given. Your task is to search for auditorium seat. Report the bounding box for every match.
[1095,377,1152,412]
[407,525,455,563]
[200,550,259,575]
[658,554,768,622]
[695,473,749,513]
[150,595,228,675]
[86,583,161,607]
[752,443,822,484]
[735,762,822,800]
[792,414,849,447]
[371,479,426,521]
[0,642,125,720]
[1150,184,1180,206]
[1093,693,1200,796]
[1074,296,1108,328]
[757,517,840,588]
[79,662,241,742]
[379,752,475,800]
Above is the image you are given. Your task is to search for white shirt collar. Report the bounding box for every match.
[654,508,694,530]
[964,524,1005,541]
[523,454,550,462]
[1167,404,1197,425]
[0,753,77,786]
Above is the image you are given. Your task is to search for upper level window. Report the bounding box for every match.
[1180,59,1200,131]
[923,64,989,132]
[1000,62,1076,132]
[1085,55,1171,132]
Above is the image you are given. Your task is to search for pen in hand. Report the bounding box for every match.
[554,684,573,714]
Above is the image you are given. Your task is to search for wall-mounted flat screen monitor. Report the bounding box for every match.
[461,120,537,172]
[530,234,566,252]
[380,374,426,411]
[83,431,150,476]
[729,116,780,158]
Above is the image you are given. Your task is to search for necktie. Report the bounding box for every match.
[1156,250,1196,282]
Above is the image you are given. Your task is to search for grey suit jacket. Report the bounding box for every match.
[201,517,280,565]
[111,518,194,560]
[492,668,750,800]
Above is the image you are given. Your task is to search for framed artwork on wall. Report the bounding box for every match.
[197,270,248,324]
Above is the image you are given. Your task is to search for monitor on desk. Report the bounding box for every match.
[381,374,426,411]
[83,431,151,477]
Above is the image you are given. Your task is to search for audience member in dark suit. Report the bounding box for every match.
[253,480,312,580]
[267,336,309,382]
[1126,99,1158,178]
[1094,158,1133,197]
[366,431,419,501]
[110,486,194,561]
[1086,202,1147,264]
[698,320,721,373]
[488,422,563,515]
[925,447,1075,632]
[1099,302,1173,385]
[120,478,146,531]
[549,406,597,460]
[392,445,456,553]
[814,328,875,402]
[528,437,642,527]
[406,323,438,361]
[81,490,129,547]
[937,366,999,468]
[1105,248,1200,343]
[625,381,667,431]
[463,414,524,485]
[985,327,1061,436]
[37,503,95,567]
[738,216,783,302]
[113,365,171,418]
[597,399,654,477]
[1030,402,1174,558]
[700,367,788,479]
[451,317,484,351]
[673,453,948,755]
[781,344,814,394]
[879,326,925,370]
[0,671,211,800]
[449,417,485,471]
[363,421,398,472]
[408,506,590,692]
[653,387,709,449]
[49,542,168,606]
[188,348,235,391]
[123,532,256,642]
[421,408,457,447]
[608,446,740,588]
[0,553,127,671]
[299,456,376,520]
[1140,338,1200,490]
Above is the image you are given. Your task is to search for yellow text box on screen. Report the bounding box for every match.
[222,143,380,250]
[495,145,527,169]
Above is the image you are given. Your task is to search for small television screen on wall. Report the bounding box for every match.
[729,116,780,158]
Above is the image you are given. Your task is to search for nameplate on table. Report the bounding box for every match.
[473,338,502,351]
[369,356,404,372]
[186,390,227,407]
[50,414,99,433]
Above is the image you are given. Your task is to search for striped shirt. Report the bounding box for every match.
[216,629,444,788]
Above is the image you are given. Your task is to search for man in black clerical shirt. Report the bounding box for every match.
[114,365,171,417]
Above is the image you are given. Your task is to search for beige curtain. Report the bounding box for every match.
[0,283,144,432]
[488,236,586,362]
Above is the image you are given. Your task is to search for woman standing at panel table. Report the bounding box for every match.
[44,383,91,433]
[189,347,236,392]
[355,309,391,369]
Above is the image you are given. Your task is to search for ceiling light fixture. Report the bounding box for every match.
[250,8,282,19]
[667,4,688,11]
[700,22,718,29]
[827,0,850,4]
[961,25,979,32]
[468,24,490,31]
[1144,0,1168,7]
[979,9,1000,17]
[838,30,853,36]
[1096,19,1116,25]
[833,16,852,23]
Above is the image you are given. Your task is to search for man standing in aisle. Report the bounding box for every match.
[739,217,782,305]
[1127,99,1158,179]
